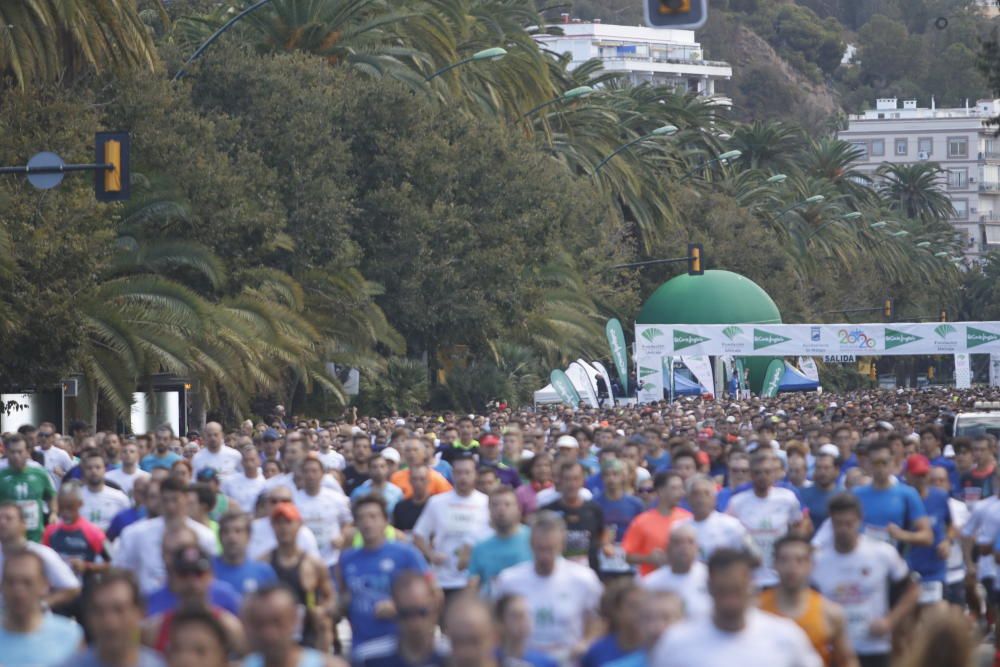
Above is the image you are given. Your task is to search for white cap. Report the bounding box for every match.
[635,466,652,484]
[394,418,406,427]
[943,444,956,458]
[876,421,894,431]
[556,435,579,449]
[381,447,401,463]
[726,415,737,423]
[818,443,841,458]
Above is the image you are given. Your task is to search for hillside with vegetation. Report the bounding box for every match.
[572,0,998,125]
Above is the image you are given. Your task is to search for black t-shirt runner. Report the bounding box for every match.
[343,465,370,496]
[392,497,427,532]
[541,498,605,571]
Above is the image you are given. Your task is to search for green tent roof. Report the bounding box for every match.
[636,270,782,325]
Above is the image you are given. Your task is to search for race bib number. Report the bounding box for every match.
[17,501,39,530]
[844,606,872,643]
[919,581,943,604]
[597,545,631,573]
[863,525,892,544]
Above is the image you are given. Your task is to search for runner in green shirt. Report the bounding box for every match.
[0,435,55,541]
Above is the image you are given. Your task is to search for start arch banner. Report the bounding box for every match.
[635,322,1000,357]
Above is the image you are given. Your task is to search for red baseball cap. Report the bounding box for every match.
[480,434,501,447]
[271,501,302,522]
[905,454,931,476]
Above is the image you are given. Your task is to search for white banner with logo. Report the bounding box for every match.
[635,322,1000,356]
[681,356,713,393]
[956,353,972,389]
[635,348,663,403]
[991,354,1000,388]
[798,357,820,382]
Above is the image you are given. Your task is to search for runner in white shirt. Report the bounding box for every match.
[316,428,346,472]
[104,441,150,500]
[246,486,321,561]
[812,493,918,667]
[111,477,219,595]
[412,456,489,593]
[494,510,603,664]
[641,523,711,619]
[191,421,243,482]
[687,474,754,562]
[222,446,267,512]
[960,472,1000,604]
[651,548,821,667]
[79,451,130,532]
[726,451,805,587]
[293,457,352,568]
[34,423,72,485]
[929,464,971,605]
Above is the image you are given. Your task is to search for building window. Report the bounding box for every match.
[918,137,933,156]
[948,168,968,189]
[952,199,969,220]
[870,139,885,156]
[850,142,868,160]
[948,136,968,159]
[986,226,1000,245]
[894,138,908,156]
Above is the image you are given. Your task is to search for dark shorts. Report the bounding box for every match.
[945,580,966,606]
[859,654,890,667]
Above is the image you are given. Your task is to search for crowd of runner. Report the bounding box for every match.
[2,389,1000,666]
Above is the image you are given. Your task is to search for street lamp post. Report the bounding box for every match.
[593,125,678,174]
[770,194,825,221]
[803,211,862,243]
[173,0,275,81]
[425,47,507,81]
[677,149,742,183]
[766,173,788,184]
[522,86,595,117]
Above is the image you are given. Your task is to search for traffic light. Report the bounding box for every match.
[687,243,704,276]
[95,131,130,202]
[882,297,894,321]
[939,309,948,322]
[645,0,708,29]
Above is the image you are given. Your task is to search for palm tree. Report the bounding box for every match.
[877,162,955,223]
[729,121,803,172]
[798,138,876,208]
[0,0,161,88]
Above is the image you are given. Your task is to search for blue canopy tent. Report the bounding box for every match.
[778,362,820,392]
[673,373,708,396]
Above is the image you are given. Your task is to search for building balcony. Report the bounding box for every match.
[598,56,733,78]
[980,212,1000,222]
[980,182,1000,192]
[979,151,1000,160]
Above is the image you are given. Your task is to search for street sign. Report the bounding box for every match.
[26,152,65,190]
[823,355,857,363]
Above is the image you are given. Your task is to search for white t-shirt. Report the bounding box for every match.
[192,445,243,481]
[693,511,753,562]
[947,497,970,585]
[80,485,131,532]
[0,541,80,590]
[294,488,352,566]
[35,446,73,483]
[961,494,1000,582]
[412,489,490,589]
[535,486,593,508]
[246,516,320,561]
[726,487,802,586]
[651,607,822,667]
[112,517,219,595]
[104,467,150,499]
[812,536,910,657]
[494,558,603,663]
[641,560,711,619]
[318,450,346,472]
[262,472,343,497]
[221,473,266,513]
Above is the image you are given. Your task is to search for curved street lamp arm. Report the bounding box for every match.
[173,0,275,82]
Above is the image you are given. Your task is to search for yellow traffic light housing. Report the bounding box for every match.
[95,131,130,202]
[882,297,894,321]
[939,309,948,323]
[645,0,707,28]
[687,243,704,276]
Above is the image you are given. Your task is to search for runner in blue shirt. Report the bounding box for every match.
[852,441,933,549]
[593,460,645,579]
[903,455,951,598]
[467,488,532,596]
[335,496,429,654]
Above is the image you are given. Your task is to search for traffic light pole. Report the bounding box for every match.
[612,243,703,273]
[0,162,113,175]
[610,255,693,270]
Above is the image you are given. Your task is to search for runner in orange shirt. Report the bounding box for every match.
[390,436,452,498]
[622,471,692,575]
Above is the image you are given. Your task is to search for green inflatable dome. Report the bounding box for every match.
[636,270,781,394]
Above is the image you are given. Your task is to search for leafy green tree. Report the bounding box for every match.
[0,0,161,88]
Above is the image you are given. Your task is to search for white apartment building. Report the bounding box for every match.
[839,97,1000,259]
[534,19,732,104]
